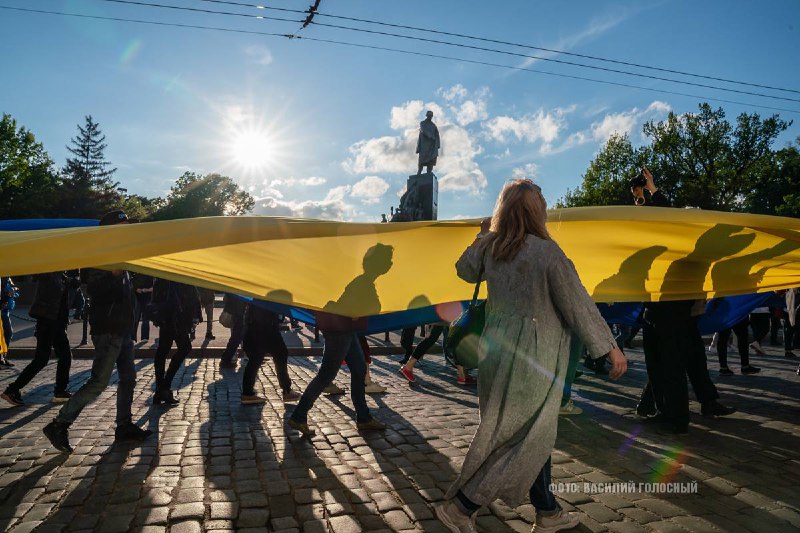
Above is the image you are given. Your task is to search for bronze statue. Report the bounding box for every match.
[416,110,440,176]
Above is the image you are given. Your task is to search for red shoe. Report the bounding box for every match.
[399,366,416,383]
[457,375,477,386]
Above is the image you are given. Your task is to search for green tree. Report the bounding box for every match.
[151,172,254,220]
[59,115,123,217]
[745,139,800,218]
[559,104,791,211]
[0,113,61,218]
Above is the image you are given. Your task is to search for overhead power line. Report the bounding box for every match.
[89,0,800,104]
[2,5,799,115]
[193,0,800,96]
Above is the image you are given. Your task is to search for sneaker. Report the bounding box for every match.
[114,422,153,442]
[719,367,734,376]
[749,341,766,355]
[533,508,580,532]
[43,421,73,453]
[399,366,416,383]
[282,390,302,402]
[785,351,798,359]
[434,499,476,533]
[241,394,266,405]
[153,388,179,406]
[457,375,477,386]
[52,391,71,403]
[323,384,345,395]
[741,365,761,374]
[701,400,736,417]
[356,418,387,431]
[1,389,23,407]
[559,400,583,415]
[365,382,387,394]
[0,356,13,367]
[287,418,316,437]
[205,333,215,340]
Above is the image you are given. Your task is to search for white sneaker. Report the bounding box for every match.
[435,500,477,533]
[532,509,579,532]
[365,382,387,394]
[559,399,583,415]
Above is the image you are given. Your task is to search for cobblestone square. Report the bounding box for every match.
[1,341,799,532]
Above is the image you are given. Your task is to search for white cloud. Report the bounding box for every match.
[351,175,389,204]
[255,185,356,220]
[438,84,468,102]
[269,176,327,187]
[344,99,487,194]
[483,107,573,152]
[244,45,273,66]
[591,112,638,143]
[512,163,539,179]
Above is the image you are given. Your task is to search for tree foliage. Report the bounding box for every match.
[0,114,60,218]
[559,104,792,213]
[151,172,255,220]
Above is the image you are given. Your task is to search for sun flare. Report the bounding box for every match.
[231,130,274,169]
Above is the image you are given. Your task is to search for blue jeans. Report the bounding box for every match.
[56,334,136,427]
[291,331,370,423]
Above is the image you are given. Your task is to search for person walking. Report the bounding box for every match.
[240,302,301,404]
[151,279,200,406]
[2,271,78,406]
[198,287,216,340]
[434,179,627,533]
[219,293,247,369]
[132,274,154,342]
[0,276,19,366]
[42,210,151,452]
[716,318,761,375]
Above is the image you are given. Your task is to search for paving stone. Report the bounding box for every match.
[171,502,205,521]
[237,508,270,528]
[170,520,203,533]
[329,514,363,533]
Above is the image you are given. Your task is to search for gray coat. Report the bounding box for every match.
[446,235,617,507]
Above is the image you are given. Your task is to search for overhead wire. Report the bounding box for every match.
[2,4,799,115]
[88,0,800,104]
[192,0,800,95]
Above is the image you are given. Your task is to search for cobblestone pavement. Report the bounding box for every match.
[0,344,799,532]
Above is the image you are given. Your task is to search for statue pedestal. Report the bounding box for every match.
[406,172,438,221]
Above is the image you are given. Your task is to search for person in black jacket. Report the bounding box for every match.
[240,302,301,404]
[43,210,152,453]
[2,271,78,406]
[151,279,200,405]
[632,169,734,433]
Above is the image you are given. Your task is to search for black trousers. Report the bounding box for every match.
[400,327,416,356]
[750,313,770,344]
[10,318,72,394]
[154,324,192,390]
[717,318,750,368]
[410,325,445,361]
[243,326,292,395]
[642,315,718,425]
[784,318,797,351]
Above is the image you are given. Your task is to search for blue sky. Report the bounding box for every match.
[2,0,799,220]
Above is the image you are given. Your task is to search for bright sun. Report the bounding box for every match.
[231,130,273,169]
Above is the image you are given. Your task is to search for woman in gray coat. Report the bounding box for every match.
[436,179,627,533]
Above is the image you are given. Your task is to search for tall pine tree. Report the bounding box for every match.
[59,115,123,217]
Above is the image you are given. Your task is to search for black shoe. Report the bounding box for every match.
[153,388,179,406]
[115,422,153,442]
[1,389,24,407]
[43,421,73,453]
[741,365,761,374]
[785,351,798,359]
[719,367,734,376]
[52,391,72,403]
[701,400,736,417]
[0,356,13,367]
[205,333,215,340]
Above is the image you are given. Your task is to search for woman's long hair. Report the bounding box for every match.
[485,178,551,262]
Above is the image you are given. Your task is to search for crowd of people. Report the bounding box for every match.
[0,171,798,533]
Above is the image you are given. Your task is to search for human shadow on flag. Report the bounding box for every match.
[314,243,394,331]
[710,238,800,294]
[591,245,668,301]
